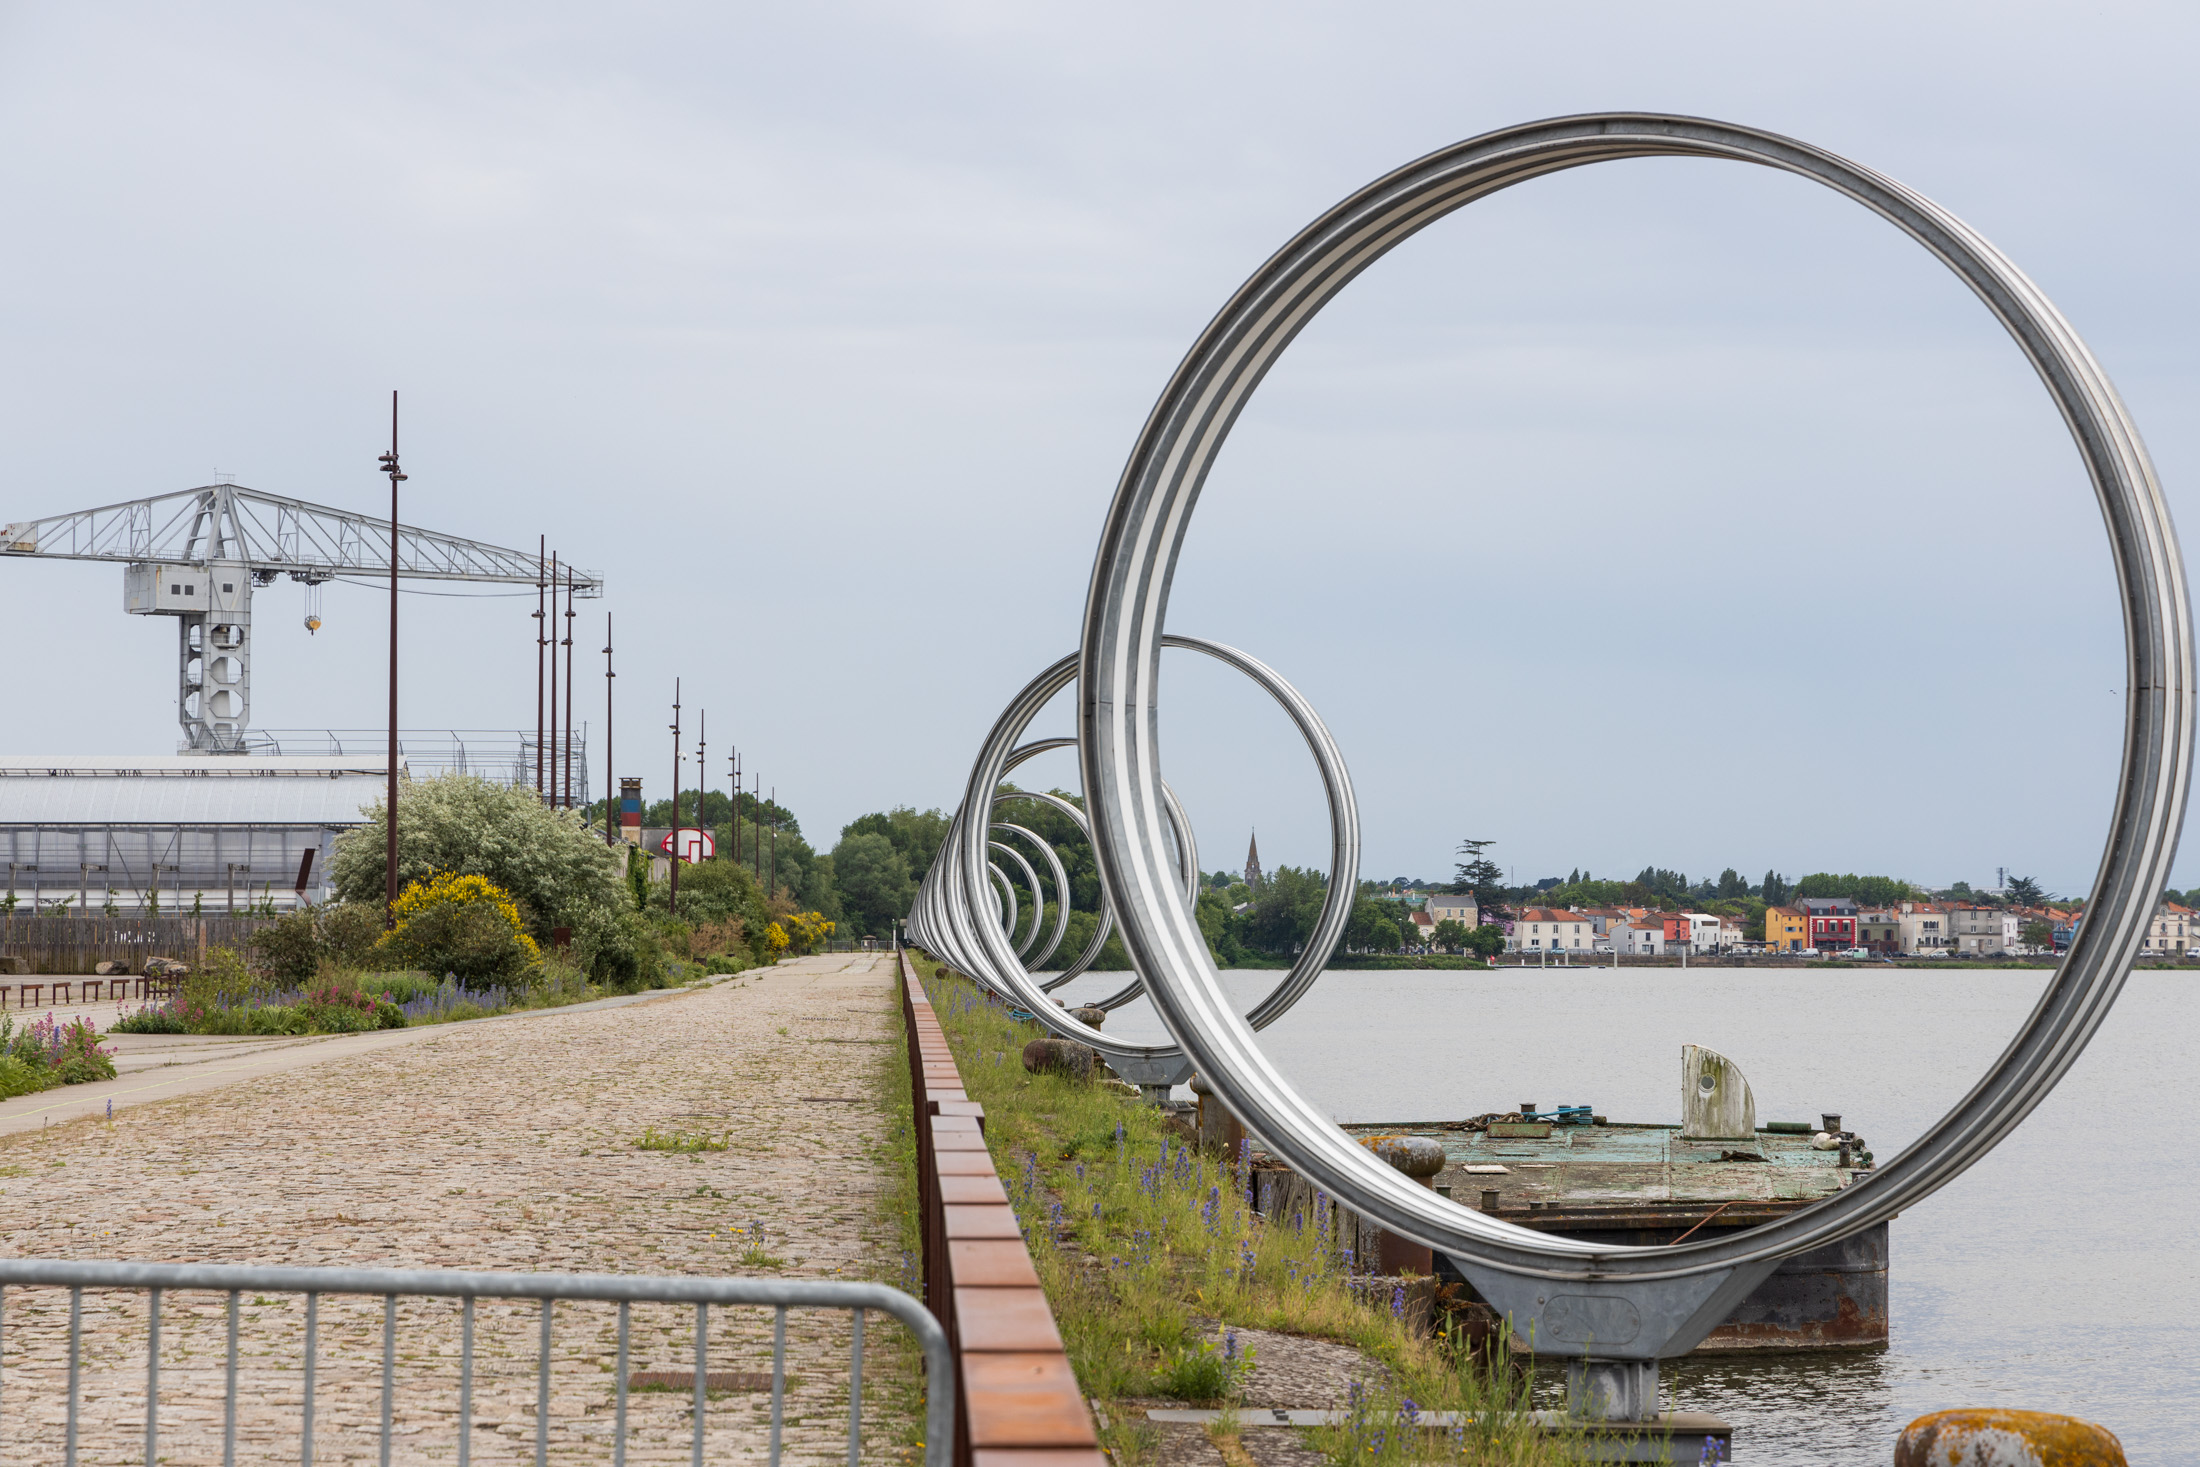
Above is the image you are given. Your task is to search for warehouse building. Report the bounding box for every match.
[0,755,395,914]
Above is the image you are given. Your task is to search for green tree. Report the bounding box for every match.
[1344,896,1405,953]
[2020,918,2054,950]
[1452,839,1506,909]
[1794,873,1917,907]
[1633,867,1692,904]
[1429,918,1470,952]
[1542,877,1651,909]
[1462,923,1507,960]
[330,773,624,937]
[1247,866,1328,954]
[649,855,767,928]
[833,831,913,937]
[2006,875,2047,907]
[841,806,951,885]
[1760,870,1791,906]
[1716,868,1749,898]
[1196,888,1245,964]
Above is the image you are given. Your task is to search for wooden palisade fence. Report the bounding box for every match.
[0,915,278,975]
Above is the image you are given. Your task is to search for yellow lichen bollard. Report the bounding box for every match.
[1896,1409,2124,1466]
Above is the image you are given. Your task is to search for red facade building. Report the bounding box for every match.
[1802,897,1859,951]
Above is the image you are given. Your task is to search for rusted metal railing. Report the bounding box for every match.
[0,1257,951,1467]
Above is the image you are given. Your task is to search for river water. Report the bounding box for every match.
[1044,966,2196,1464]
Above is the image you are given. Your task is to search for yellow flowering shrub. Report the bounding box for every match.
[376,871,542,982]
[783,911,835,956]
[763,922,791,955]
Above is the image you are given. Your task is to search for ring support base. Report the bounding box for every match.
[1446,1254,1778,1420]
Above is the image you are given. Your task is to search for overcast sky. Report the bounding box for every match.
[2,3,2194,899]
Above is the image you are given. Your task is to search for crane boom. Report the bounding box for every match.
[1,482,602,589]
[0,482,604,753]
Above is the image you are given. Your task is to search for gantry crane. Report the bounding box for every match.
[1,482,603,753]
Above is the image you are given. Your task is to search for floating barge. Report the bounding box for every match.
[1231,1048,1888,1352]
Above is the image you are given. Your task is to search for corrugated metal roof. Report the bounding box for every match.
[0,757,389,826]
[0,755,389,776]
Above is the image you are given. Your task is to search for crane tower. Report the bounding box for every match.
[2,482,603,752]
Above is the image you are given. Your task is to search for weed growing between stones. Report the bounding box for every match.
[915,962,1570,1466]
[633,1126,732,1153]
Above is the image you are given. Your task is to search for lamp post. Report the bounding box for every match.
[602,614,616,845]
[547,551,559,804]
[563,565,576,808]
[669,680,682,916]
[376,392,406,929]
[533,538,546,797]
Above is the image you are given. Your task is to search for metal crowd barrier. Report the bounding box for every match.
[0,1257,952,1467]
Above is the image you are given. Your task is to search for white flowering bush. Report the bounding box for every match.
[330,773,624,936]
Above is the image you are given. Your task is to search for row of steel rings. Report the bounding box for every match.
[905,636,1358,1090]
[914,114,2190,1363]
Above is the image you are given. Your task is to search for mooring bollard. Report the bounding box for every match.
[1189,1073,1246,1156]
[1895,1409,2125,1466]
[1019,1036,1095,1080]
[1364,1135,1445,1277]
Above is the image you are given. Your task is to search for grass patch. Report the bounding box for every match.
[633,1126,731,1153]
[913,957,1571,1466]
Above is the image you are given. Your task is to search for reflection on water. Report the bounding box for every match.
[1671,1349,1895,1461]
[1041,967,2198,1464]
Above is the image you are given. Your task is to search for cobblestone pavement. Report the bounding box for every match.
[0,953,916,1464]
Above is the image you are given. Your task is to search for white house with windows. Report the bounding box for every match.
[2144,903,2194,955]
[1507,907,1592,953]
[1949,905,2018,956]
[1609,919,1665,955]
[1682,913,1725,953]
[1898,903,1949,953]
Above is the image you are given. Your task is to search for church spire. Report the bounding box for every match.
[1244,830,1263,889]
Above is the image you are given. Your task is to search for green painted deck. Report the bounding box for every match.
[1321,1120,1866,1226]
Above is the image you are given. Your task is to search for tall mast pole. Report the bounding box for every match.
[729,748,739,873]
[534,537,546,797]
[669,679,682,916]
[603,614,616,846]
[377,392,406,928]
[768,784,777,901]
[753,773,762,884]
[562,564,576,808]
[697,711,707,863]
[547,551,559,805]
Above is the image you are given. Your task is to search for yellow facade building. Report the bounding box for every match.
[1765,905,1808,952]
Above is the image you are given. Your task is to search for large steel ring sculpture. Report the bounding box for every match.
[908,634,1359,1091]
[1064,113,2189,1416]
